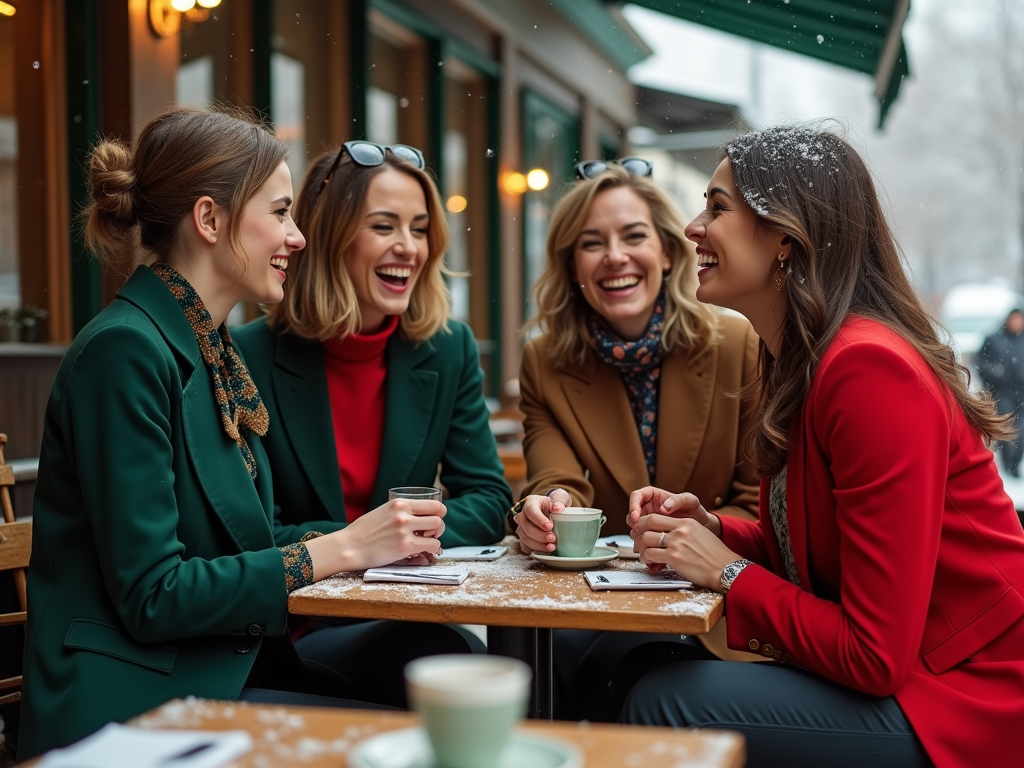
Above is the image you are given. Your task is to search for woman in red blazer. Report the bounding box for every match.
[621,126,1024,768]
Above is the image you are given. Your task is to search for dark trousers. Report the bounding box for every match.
[618,641,934,768]
[294,620,484,709]
[553,629,690,721]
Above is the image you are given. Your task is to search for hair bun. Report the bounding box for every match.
[88,140,136,223]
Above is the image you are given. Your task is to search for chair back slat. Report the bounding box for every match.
[0,520,31,570]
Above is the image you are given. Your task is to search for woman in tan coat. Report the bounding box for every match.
[510,159,760,721]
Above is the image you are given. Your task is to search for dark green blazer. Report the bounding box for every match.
[233,317,509,546]
[20,267,302,759]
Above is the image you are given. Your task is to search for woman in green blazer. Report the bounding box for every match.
[233,142,509,704]
[20,109,448,759]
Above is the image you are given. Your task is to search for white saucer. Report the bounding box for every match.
[348,726,583,768]
[530,546,619,570]
[597,535,640,560]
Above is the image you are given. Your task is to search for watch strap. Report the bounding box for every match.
[721,558,753,595]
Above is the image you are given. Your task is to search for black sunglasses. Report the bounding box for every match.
[316,141,426,198]
[575,156,654,181]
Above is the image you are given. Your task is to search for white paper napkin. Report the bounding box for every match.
[363,565,469,584]
[584,570,693,590]
[440,545,508,561]
[38,723,252,768]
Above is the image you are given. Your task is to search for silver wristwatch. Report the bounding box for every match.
[720,559,753,595]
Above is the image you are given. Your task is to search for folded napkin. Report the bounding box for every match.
[363,565,469,585]
[38,723,252,768]
[584,570,693,591]
[440,545,508,561]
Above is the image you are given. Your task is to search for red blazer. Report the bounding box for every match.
[720,317,1024,768]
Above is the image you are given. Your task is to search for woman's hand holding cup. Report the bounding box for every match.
[306,493,446,578]
[513,488,572,554]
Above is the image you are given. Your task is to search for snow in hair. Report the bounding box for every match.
[726,126,846,217]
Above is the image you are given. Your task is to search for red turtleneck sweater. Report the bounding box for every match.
[322,315,399,522]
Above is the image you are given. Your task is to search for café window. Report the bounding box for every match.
[367,13,428,151]
[178,5,245,107]
[522,90,579,322]
[443,58,490,331]
[0,8,17,313]
[271,0,349,184]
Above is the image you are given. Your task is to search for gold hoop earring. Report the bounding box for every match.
[774,253,787,291]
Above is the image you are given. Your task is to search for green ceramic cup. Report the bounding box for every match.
[405,655,531,768]
[551,508,606,558]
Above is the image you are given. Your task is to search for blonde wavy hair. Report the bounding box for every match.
[268,148,451,341]
[527,165,718,367]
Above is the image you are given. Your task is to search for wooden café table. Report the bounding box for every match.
[289,536,723,720]
[84,697,743,768]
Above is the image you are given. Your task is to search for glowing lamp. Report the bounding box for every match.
[526,168,550,191]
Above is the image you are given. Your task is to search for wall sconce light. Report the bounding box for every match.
[0,2,16,17]
[149,0,221,38]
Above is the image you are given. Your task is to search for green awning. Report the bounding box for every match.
[624,0,911,127]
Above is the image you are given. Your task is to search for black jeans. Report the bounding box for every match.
[619,641,934,768]
[294,619,484,709]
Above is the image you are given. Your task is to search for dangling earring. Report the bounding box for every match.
[774,253,788,291]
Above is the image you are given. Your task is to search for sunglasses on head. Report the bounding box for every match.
[574,156,654,181]
[316,140,426,198]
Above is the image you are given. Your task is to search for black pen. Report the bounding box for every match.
[160,742,216,764]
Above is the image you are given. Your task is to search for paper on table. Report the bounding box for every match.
[584,569,693,591]
[38,723,252,768]
[597,535,639,558]
[441,545,508,561]
[363,565,469,585]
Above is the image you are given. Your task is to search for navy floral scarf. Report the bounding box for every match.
[589,290,667,482]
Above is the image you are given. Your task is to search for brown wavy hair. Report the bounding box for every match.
[526,165,718,368]
[83,105,287,275]
[268,149,451,341]
[725,125,1012,475]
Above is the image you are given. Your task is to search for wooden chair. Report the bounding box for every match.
[0,433,31,707]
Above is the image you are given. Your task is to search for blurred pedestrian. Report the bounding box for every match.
[977,308,1024,476]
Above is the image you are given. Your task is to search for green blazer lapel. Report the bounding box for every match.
[118,265,275,552]
[181,371,275,552]
[271,334,346,519]
[560,358,648,497]
[370,334,439,503]
[117,266,202,370]
[655,347,717,489]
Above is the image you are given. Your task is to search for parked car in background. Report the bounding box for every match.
[939,282,1024,383]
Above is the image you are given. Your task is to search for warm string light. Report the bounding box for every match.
[502,169,550,195]
[0,2,17,17]
[446,195,468,214]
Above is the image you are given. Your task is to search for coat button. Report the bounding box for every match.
[235,644,252,654]
[773,651,782,660]
[748,639,760,651]
[247,624,264,637]
[761,643,774,657]
[714,496,723,508]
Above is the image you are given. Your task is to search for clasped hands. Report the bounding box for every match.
[627,487,741,591]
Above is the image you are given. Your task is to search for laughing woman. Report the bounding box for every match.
[234,143,510,704]
[623,126,1024,768]
[510,161,761,720]
[20,108,449,759]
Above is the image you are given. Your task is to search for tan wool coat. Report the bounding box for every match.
[519,313,760,536]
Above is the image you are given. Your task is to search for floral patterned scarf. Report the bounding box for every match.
[588,290,667,482]
[151,263,269,478]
